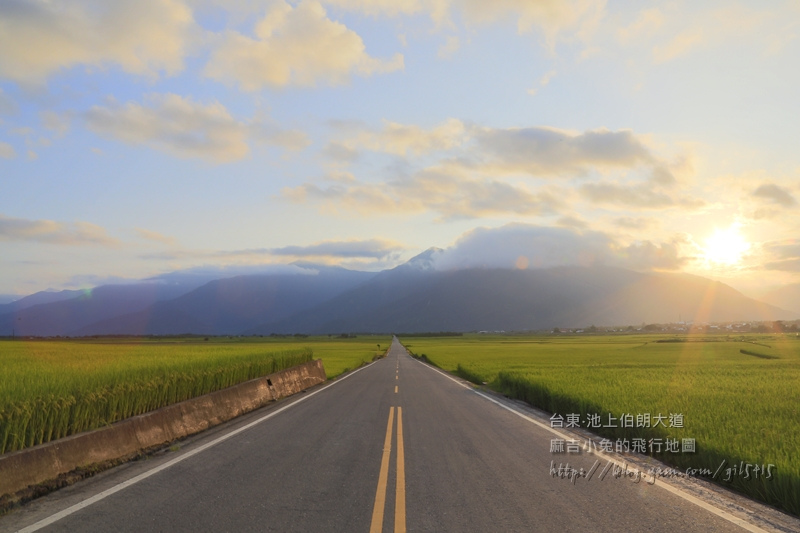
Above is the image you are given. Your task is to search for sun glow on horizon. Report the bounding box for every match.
[702,225,751,266]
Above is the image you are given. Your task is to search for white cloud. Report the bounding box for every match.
[652,29,704,63]
[528,70,556,96]
[618,239,687,271]
[62,274,144,289]
[556,215,588,229]
[431,224,615,270]
[85,93,306,162]
[249,114,311,151]
[0,141,14,159]
[580,181,703,209]
[752,183,797,208]
[438,36,460,59]
[40,111,70,136]
[0,214,118,246]
[651,5,775,64]
[323,0,449,24]
[617,8,664,45]
[136,228,179,247]
[284,164,563,220]
[292,120,694,219]
[762,239,800,272]
[321,0,605,49]
[540,69,556,86]
[334,121,670,179]
[10,126,33,137]
[430,223,689,272]
[323,142,361,163]
[340,118,467,157]
[472,126,657,177]
[456,0,605,50]
[613,216,659,231]
[270,238,405,259]
[0,0,194,84]
[204,0,403,90]
[0,89,17,115]
[86,94,248,162]
[137,237,406,268]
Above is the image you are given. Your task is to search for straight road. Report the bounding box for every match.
[1,338,792,532]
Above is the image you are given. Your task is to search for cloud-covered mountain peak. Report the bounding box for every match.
[402,247,444,271]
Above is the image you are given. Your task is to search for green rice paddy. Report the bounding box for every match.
[0,335,389,455]
[401,333,800,515]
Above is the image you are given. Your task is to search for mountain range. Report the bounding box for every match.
[1,251,796,337]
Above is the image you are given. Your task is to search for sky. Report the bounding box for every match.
[1,0,799,300]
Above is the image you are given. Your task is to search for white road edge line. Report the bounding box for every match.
[409,353,769,533]
[15,363,375,533]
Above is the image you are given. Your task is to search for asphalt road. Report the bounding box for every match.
[1,338,794,532]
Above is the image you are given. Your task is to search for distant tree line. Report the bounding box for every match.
[393,332,463,337]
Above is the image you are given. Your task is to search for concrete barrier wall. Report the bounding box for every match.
[0,359,327,498]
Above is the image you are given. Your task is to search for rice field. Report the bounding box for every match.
[0,335,389,455]
[402,333,800,516]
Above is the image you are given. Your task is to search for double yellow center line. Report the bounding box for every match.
[370,405,406,533]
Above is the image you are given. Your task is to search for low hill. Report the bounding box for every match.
[73,266,375,336]
[758,283,800,316]
[0,283,198,337]
[249,265,795,334]
[3,260,794,337]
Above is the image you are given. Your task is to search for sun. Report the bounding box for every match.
[702,225,750,266]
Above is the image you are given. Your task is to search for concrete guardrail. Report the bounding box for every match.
[0,359,327,499]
